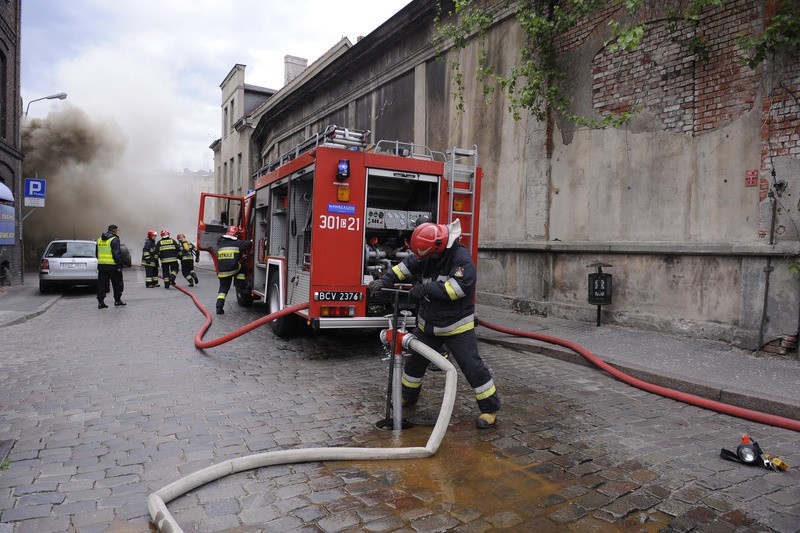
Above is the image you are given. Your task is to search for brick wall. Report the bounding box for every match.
[761,51,800,170]
[557,0,800,242]
[693,0,760,133]
[0,0,22,286]
[589,0,761,135]
[591,20,696,134]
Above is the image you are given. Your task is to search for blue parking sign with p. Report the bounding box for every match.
[25,178,45,198]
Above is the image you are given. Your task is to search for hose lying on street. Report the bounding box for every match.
[149,287,458,533]
[478,319,800,433]
[172,283,309,349]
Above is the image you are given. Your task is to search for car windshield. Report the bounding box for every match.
[46,242,96,259]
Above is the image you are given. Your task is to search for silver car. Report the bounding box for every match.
[39,239,99,294]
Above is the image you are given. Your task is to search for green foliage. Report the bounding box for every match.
[607,21,645,53]
[789,261,800,280]
[739,0,800,69]
[0,458,9,470]
[435,0,799,127]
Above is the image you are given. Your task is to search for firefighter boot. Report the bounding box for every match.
[476,413,497,429]
[401,393,418,407]
[114,299,126,306]
[164,281,170,289]
[192,273,199,284]
[216,306,224,315]
[98,299,108,309]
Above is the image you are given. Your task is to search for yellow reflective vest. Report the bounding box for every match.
[97,235,118,266]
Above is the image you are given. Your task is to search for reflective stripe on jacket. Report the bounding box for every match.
[157,238,180,263]
[218,239,247,276]
[142,239,157,266]
[382,242,476,336]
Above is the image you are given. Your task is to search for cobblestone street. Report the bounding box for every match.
[0,268,798,532]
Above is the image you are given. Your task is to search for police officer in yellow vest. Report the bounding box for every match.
[97,224,125,309]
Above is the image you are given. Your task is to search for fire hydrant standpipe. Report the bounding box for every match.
[377,287,414,431]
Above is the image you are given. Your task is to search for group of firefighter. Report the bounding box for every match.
[141,230,200,289]
[141,225,251,316]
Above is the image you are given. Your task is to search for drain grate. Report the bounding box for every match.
[0,440,14,466]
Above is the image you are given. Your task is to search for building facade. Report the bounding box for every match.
[218,0,800,351]
[210,64,276,199]
[0,0,22,286]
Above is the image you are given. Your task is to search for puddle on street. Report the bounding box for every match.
[328,423,669,531]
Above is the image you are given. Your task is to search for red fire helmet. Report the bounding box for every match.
[409,223,448,259]
[223,225,239,239]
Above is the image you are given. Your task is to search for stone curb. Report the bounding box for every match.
[477,335,800,422]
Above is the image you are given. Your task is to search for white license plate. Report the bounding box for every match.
[62,262,87,269]
[315,291,362,301]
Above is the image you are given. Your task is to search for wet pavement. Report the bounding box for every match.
[0,267,798,532]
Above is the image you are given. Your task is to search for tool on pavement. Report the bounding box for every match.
[720,434,788,471]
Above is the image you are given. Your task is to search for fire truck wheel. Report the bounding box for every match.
[267,275,300,337]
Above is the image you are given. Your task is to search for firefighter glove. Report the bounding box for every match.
[408,283,426,302]
[368,279,384,296]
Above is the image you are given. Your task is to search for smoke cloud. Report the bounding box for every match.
[22,105,203,268]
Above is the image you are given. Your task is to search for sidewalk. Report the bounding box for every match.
[0,276,61,329]
[475,303,800,422]
[1,275,798,423]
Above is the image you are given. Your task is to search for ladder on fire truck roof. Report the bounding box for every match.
[261,125,371,174]
[445,146,478,250]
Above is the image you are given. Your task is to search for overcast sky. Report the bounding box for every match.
[21,0,411,173]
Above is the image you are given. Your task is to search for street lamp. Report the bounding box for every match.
[24,92,67,117]
[19,91,67,284]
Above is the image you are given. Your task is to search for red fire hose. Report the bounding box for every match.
[173,279,798,432]
[477,319,800,433]
[173,283,308,349]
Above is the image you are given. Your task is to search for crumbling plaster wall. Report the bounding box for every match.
[473,2,800,349]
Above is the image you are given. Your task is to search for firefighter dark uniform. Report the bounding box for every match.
[177,234,200,287]
[141,230,160,288]
[370,220,500,429]
[96,224,125,308]
[156,230,180,288]
[216,226,251,315]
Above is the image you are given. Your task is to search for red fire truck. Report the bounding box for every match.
[197,125,481,336]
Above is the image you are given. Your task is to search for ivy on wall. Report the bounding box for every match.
[434,0,800,127]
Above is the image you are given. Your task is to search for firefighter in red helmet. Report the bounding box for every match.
[369,219,500,429]
[141,230,160,287]
[215,225,251,315]
[156,229,180,288]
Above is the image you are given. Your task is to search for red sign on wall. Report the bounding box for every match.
[745,169,759,187]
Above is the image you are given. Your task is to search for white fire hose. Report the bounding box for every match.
[148,335,456,533]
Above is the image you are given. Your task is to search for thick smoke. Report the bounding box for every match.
[22,105,201,268]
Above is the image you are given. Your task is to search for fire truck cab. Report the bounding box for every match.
[197,125,481,336]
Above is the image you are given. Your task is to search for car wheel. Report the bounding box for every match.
[39,281,50,295]
[267,275,299,337]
